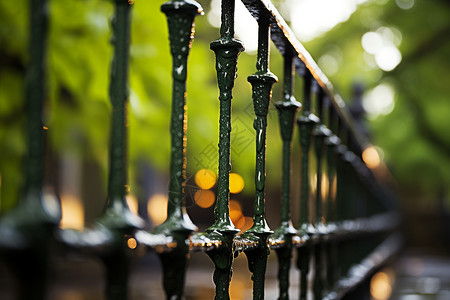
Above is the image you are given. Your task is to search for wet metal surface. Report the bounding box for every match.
[390,251,450,300]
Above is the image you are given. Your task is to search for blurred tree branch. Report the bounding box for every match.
[394,26,450,74]
[398,82,450,159]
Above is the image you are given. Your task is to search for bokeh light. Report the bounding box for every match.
[238,217,254,233]
[234,215,246,228]
[363,83,395,119]
[195,169,217,189]
[60,194,84,230]
[362,32,383,55]
[229,200,243,225]
[361,27,402,72]
[370,270,394,300]
[375,45,402,71]
[147,194,168,225]
[363,146,381,169]
[395,0,414,10]
[289,0,366,42]
[194,189,215,208]
[321,174,329,202]
[229,173,245,194]
[126,194,138,215]
[127,237,137,250]
[318,54,339,76]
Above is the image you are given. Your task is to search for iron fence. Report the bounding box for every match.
[0,0,402,299]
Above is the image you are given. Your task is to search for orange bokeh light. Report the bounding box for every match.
[363,146,381,169]
[194,189,215,208]
[127,237,137,249]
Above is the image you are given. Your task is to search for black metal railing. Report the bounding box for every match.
[0,0,402,299]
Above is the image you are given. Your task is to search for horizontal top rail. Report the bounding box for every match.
[241,0,370,150]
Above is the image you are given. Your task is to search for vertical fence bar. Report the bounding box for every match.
[312,89,332,300]
[314,89,327,232]
[4,0,59,299]
[25,0,46,200]
[244,14,277,300]
[98,2,145,299]
[208,0,242,233]
[106,1,131,209]
[296,71,319,300]
[336,123,353,280]
[206,0,244,298]
[154,1,202,299]
[273,47,301,300]
[101,0,140,224]
[325,106,340,293]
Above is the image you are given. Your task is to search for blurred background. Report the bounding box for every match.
[0,0,449,299]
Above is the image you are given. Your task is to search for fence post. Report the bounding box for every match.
[312,89,332,300]
[95,1,145,299]
[273,47,301,300]
[206,0,244,298]
[243,14,277,300]
[0,0,59,299]
[296,70,318,300]
[154,0,202,298]
[325,106,340,292]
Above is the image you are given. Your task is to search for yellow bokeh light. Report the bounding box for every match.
[127,237,137,249]
[363,146,381,169]
[321,173,329,201]
[147,194,168,225]
[60,194,84,230]
[310,172,317,195]
[195,169,217,189]
[370,271,393,300]
[229,173,244,194]
[126,195,138,215]
[194,189,215,208]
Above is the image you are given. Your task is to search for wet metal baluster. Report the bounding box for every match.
[335,120,351,279]
[296,70,319,300]
[206,0,243,298]
[154,1,203,299]
[325,106,340,294]
[99,2,144,299]
[0,0,59,299]
[243,14,277,300]
[273,49,301,300]
[313,89,331,233]
[25,0,47,206]
[312,89,331,300]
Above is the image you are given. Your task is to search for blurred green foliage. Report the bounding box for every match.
[304,0,450,204]
[0,0,449,212]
